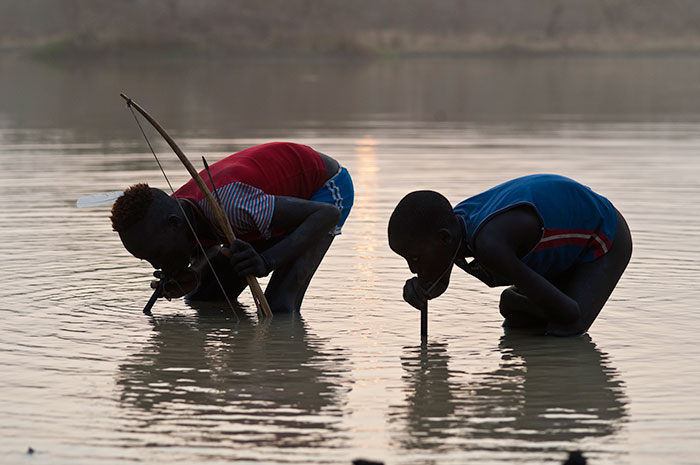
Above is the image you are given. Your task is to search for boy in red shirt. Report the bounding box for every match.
[111,142,353,313]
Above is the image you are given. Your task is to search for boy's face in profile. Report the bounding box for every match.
[390,230,456,286]
[120,214,191,274]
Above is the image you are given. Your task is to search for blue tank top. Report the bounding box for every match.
[453,174,618,285]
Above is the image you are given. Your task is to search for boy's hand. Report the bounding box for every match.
[152,269,199,299]
[222,239,269,277]
[403,277,428,311]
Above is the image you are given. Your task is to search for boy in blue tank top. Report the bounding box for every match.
[388,174,632,336]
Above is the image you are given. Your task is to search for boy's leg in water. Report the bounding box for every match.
[547,211,632,336]
[264,233,335,313]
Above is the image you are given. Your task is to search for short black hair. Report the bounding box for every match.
[388,190,457,244]
[111,184,175,233]
[110,183,153,232]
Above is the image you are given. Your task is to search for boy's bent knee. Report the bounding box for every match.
[499,287,547,328]
[499,286,527,317]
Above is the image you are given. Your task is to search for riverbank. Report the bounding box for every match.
[4,0,700,59]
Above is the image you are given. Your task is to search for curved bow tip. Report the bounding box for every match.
[119,93,133,108]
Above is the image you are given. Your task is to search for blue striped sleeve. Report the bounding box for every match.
[198,182,275,239]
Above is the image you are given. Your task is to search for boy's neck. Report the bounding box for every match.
[179,199,220,245]
[455,213,472,257]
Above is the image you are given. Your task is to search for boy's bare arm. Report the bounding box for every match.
[225,196,341,277]
[473,209,580,324]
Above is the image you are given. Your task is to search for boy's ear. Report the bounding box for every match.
[166,214,183,230]
[437,228,453,245]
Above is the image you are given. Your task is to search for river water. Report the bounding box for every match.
[1,55,699,465]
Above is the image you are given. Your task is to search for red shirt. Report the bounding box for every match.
[173,142,327,242]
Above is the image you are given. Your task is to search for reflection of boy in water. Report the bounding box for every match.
[117,312,350,447]
[393,335,627,451]
[388,174,632,336]
[110,142,353,313]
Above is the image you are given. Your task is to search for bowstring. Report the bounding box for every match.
[127,105,239,322]
[424,238,462,296]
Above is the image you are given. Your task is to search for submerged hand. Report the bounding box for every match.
[152,269,199,299]
[403,277,428,311]
[222,239,269,277]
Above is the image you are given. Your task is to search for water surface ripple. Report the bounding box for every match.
[1,56,699,465]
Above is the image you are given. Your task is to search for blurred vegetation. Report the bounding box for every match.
[3,0,700,58]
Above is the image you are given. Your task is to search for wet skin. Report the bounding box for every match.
[392,205,632,336]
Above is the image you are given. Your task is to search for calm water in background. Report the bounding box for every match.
[1,55,699,465]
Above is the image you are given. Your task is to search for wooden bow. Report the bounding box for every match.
[120,93,273,318]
